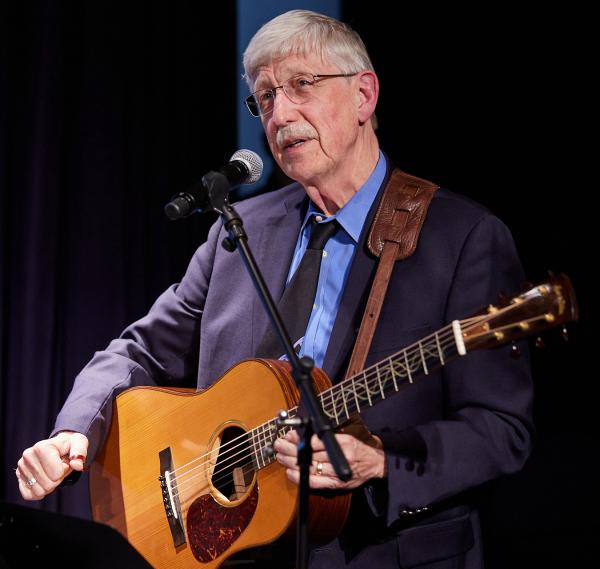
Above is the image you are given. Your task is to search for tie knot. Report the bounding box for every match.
[307,218,339,251]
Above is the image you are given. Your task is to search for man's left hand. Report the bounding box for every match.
[273,430,387,490]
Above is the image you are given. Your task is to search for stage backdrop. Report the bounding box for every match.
[1,0,236,518]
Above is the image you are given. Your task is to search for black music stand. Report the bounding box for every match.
[0,502,152,568]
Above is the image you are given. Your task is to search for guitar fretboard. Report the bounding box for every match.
[250,323,462,470]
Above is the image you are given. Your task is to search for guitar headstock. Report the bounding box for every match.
[461,273,578,351]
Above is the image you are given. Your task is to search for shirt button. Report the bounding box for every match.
[313,303,317,310]
[322,251,328,257]
[314,215,323,222]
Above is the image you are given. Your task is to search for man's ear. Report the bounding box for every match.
[356,71,379,124]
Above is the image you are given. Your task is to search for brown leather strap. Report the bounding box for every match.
[345,169,438,379]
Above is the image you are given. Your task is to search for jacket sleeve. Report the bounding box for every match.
[52,219,222,462]
[376,213,534,527]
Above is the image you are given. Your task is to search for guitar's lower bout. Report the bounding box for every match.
[90,359,351,569]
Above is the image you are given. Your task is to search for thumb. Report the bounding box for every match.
[67,433,89,472]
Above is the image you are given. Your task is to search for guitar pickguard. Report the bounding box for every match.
[187,484,259,562]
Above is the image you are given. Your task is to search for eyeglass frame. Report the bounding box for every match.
[244,73,358,118]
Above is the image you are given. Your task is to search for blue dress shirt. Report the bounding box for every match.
[284,151,387,367]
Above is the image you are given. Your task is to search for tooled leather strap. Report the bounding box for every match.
[345,169,438,379]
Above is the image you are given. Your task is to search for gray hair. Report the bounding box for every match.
[243,10,374,89]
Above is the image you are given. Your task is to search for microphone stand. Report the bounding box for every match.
[203,171,352,569]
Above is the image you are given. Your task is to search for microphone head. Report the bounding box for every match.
[230,149,263,184]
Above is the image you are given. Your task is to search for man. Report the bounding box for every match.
[16,10,533,568]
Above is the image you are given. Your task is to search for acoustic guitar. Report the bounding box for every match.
[90,274,577,568]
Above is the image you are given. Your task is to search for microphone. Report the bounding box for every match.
[165,149,263,220]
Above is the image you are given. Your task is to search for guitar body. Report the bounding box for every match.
[90,359,351,569]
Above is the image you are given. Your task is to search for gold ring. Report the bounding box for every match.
[316,462,323,475]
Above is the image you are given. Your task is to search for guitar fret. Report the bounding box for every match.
[352,376,361,412]
[363,372,372,406]
[253,426,263,469]
[389,357,399,391]
[340,385,350,419]
[376,366,385,399]
[435,332,445,365]
[404,350,413,383]
[419,342,429,375]
[330,388,339,424]
[259,424,267,468]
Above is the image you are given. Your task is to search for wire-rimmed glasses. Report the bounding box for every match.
[245,73,358,118]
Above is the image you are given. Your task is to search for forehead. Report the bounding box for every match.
[253,53,337,89]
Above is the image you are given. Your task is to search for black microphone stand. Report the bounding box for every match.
[202,170,352,569]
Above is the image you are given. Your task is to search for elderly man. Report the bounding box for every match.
[17,10,533,569]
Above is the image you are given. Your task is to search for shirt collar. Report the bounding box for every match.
[302,150,387,243]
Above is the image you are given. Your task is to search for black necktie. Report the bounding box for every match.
[256,217,339,358]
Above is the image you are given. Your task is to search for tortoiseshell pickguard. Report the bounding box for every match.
[186,485,259,562]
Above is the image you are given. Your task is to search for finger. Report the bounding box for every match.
[16,460,46,499]
[284,468,344,490]
[275,453,299,470]
[310,434,326,452]
[284,429,300,444]
[273,437,298,457]
[310,450,330,463]
[16,473,38,501]
[66,433,89,471]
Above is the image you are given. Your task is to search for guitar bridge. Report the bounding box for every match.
[158,447,186,548]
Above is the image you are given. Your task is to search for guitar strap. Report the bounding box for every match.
[338,168,438,445]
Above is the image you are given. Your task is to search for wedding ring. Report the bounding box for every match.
[26,477,37,487]
[316,462,323,475]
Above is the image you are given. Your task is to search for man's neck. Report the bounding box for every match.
[304,140,380,216]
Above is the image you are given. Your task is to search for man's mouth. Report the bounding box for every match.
[283,138,308,149]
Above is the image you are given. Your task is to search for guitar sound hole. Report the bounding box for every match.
[212,425,255,501]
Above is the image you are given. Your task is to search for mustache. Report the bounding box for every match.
[276,124,318,147]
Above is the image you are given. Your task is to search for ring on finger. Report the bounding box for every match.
[26,476,37,487]
[316,461,323,476]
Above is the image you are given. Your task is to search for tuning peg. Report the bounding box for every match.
[562,325,570,342]
[510,342,521,359]
[535,337,546,349]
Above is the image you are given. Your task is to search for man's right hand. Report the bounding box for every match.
[16,431,89,501]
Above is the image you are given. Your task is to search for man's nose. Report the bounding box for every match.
[270,88,299,125]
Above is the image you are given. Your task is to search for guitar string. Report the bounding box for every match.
[167,322,474,497]
[167,306,534,495]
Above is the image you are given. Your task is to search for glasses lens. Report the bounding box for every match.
[284,75,314,104]
[250,89,275,117]
[245,96,260,117]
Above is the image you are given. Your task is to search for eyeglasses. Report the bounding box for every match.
[245,73,358,118]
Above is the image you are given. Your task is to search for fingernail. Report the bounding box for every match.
[69,454,85,461]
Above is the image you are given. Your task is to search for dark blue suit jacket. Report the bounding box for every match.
[55,163,533,568]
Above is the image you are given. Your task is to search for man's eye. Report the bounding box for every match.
[293,76,314,89]
[258,90,273,102]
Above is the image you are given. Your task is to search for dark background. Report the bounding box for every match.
[1,1,593,566]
